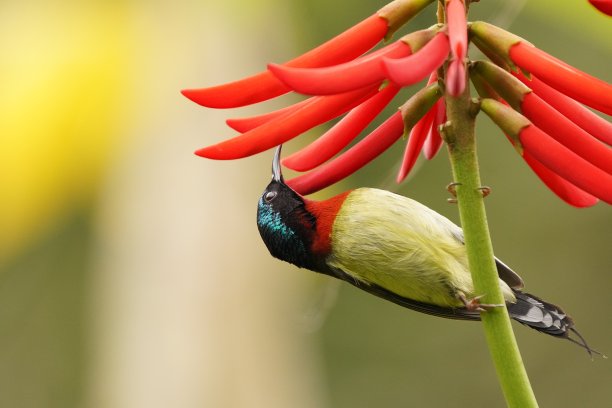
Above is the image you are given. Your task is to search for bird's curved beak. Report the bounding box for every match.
[272,145,284,183]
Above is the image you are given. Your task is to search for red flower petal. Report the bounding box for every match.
[446,58,466,97]
[382,32,450,86]
[509,42,612,115]
[423,99,445,160]
[522,150,598,208]
[514,72,612,145]
[287,112,404,195]
[520,125,612,204]
[521,92,612,175]
[589,0,612,16]
[447,0,467,60]
[268,41,411,95]
[283,84,400,171]
[195,85,379,159]
[182,14,388,108]
[226,98,315,132]
[397,105,437,182]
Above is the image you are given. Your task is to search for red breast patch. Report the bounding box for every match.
[304,191,351,256]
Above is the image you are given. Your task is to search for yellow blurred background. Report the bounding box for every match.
[0,1,610,407]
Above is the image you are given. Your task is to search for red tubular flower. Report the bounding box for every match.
[445,58,466,97]
[519,125,612,204]
[182,14,388,108]
[513,72,612,145]
[283,84,401,172]
[226,97,316,132]
[522,150,598,208]
[447,0,467,60]
[589,0,612,16]
[480,98,612,204]
[521,93,612,175]
[446,0,467,96]
[287,112,405,195]
[196,85,378,159]
[397,72,441,180]
[397,105,437,182]
[423,99,446,160]
[382,32,450,86]
[268,40,412,96]
[509,43,612,115]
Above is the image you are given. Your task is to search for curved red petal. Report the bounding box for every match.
[446,58,466,97]
[195,86,379,159]
[522,151,598,208]
[382,32,450,86]
[268,41,411,95]
[514,72,612,145]
[589,0,612,16]
[520,125,612,204]
[286,112,404,195]
[226,98,315,132]
[423,99,445,159]
[283,84,400,171]
[521,92,612,175]
[509,42,612,115]
[447,0,467,60]
[182,14,388,108]
[397,105,437,182]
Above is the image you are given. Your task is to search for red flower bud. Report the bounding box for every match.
[268,41,411,96]
[382,32,450,86]
[397,104,437,182]
[423,98,446,160]
[509,42,612,115]
[447,0,467,60]
[514,72,612,145]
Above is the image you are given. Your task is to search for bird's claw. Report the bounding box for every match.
[459,294,504,312]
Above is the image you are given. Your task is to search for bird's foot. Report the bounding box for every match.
[446,182,462,204]
[458,293,504,312]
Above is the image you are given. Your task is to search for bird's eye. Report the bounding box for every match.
[264,191,277,202]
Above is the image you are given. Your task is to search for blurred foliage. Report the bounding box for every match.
[0,0,610,407]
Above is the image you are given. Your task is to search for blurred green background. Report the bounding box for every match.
[0,1,610,407]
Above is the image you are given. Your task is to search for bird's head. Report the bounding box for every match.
[257,146,316,268]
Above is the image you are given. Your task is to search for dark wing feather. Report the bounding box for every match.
[329,266,481,321]
[495,257,524,289]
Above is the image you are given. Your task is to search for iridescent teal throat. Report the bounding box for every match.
[257,198,309,266]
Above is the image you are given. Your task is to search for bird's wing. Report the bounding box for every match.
[330,266,481,321]
[494,257,525,289]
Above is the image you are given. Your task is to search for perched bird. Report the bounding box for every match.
[257,146,597,355]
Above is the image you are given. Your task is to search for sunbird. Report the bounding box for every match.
[257,146,597,355]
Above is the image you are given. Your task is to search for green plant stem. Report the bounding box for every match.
[444,92,539,408]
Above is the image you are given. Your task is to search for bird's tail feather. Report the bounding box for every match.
[507,291,602,357]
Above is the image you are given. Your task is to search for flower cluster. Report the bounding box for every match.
[183,0,612,207]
